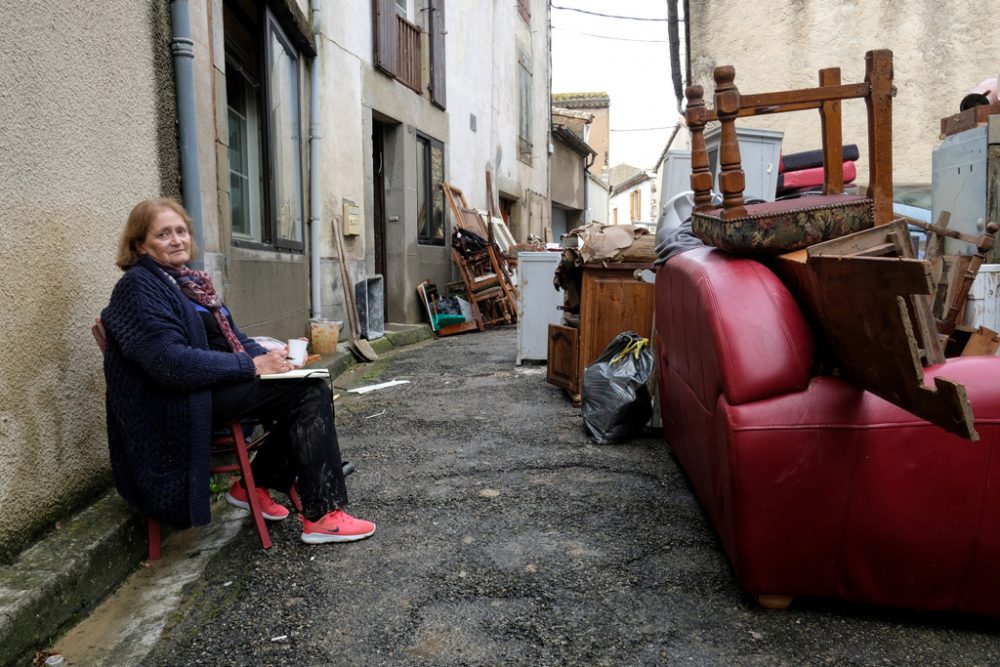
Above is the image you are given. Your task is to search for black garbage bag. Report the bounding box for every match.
[581,332,654,444]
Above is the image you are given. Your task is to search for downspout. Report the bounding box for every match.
[170,0,205,269]
[309,0,322,319]
[667,0,683,114]
[583,152,594,224]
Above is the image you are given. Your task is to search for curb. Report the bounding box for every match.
[0,323,434,666]
[0,493,146,667]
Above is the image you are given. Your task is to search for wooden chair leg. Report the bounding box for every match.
[757,594,794,610]
[229,422,272,550]
[147,517,161,561]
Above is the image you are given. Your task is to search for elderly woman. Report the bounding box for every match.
[101,198,374,544]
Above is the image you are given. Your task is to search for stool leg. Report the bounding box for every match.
[147,517,161,561]
[230,422,272,550]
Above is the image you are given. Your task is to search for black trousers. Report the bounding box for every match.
[211,377,347,520]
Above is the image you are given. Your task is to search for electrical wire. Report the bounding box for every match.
[552,25,669,43]
[610,126,675,132]
[551,4,669,21]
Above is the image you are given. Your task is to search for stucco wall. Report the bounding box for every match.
[0,1,171,560]
[588,107,610,176]
[587,174,610,225]
[448,0,551,243]
[688,0,1000,187]
[551,143,585,209]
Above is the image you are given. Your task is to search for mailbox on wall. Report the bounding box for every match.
[343,199,362,236]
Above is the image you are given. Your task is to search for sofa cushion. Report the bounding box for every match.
[691,194,874,254]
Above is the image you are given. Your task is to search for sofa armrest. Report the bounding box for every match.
[656,247,816,407]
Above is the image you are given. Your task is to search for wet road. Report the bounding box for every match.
[92,327,1000,666]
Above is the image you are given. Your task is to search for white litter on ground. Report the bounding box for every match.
[347,379,410,394]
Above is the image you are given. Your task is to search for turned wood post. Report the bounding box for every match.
[818,67,844,195]
[685,85,714,212]
[865,49,894,227]
[713,66,746,219]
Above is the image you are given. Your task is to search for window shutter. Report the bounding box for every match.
[372,0,397,76]
[517,0,530,23]
[429,0,447,109]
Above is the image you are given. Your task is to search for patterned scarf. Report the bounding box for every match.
[152,259,245,353]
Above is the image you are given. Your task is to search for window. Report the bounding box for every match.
[629,190,641,222]
[416,133,445,245]
[224,3,304,250]
[517,55,532,165]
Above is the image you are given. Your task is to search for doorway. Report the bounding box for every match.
[372,121,388,321]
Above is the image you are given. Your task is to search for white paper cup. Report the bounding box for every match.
[287,338,308,365]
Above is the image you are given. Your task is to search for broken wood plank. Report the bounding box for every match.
[961,326,1000,357]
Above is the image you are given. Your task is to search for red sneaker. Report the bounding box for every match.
[225,481,290,521]
[300,509,376,544]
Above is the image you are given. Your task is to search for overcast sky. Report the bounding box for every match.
[551,0,682,171]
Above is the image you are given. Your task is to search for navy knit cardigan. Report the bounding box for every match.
[101,257,266,527]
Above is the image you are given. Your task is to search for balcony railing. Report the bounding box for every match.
[396,14,422,93]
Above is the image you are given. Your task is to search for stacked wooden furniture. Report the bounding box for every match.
[546,262,654,405]
[441,182,517,333]
[685,49,984,438]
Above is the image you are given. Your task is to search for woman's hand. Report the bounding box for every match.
[254,349,294,375]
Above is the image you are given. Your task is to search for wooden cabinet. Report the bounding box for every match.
[546,263,655,404]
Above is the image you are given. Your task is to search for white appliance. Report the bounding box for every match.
[516,252,563,364]
[704,126,783,202]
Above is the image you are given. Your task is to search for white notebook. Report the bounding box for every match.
[259,368,331,380]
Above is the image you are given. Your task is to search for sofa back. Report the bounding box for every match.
[655,247,816,409]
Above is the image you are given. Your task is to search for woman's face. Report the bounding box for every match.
[137,208,191,267]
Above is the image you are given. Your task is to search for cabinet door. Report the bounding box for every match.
[546,324,580,394]
[579,268,655,370]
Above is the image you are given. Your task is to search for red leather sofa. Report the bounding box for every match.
[655,246,1000,615]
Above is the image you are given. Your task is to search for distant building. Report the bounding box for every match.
[552,92,610,177]
[609,164,656,228]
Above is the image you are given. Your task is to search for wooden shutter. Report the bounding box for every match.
[372,0,397,76]
[517,0,530,23]
[429,0,447,108]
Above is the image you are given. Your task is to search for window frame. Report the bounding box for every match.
[264,12,305,251]
[224,3,305,253]
[416,131,446,246]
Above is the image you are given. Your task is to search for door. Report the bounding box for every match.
[372,121,388,320]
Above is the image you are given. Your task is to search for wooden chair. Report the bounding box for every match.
[91,318,300,560]
[685,49,894,253]
[441,181,518,327]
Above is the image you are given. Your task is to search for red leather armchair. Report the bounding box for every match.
[655,246,1000,615]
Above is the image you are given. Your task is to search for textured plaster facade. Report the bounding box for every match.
[447,0,552,244]
[0,0,174,561]
[688,0,1000,187]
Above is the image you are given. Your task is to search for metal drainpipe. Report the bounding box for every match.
[309,0,322,319]
[170,0,205,269]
